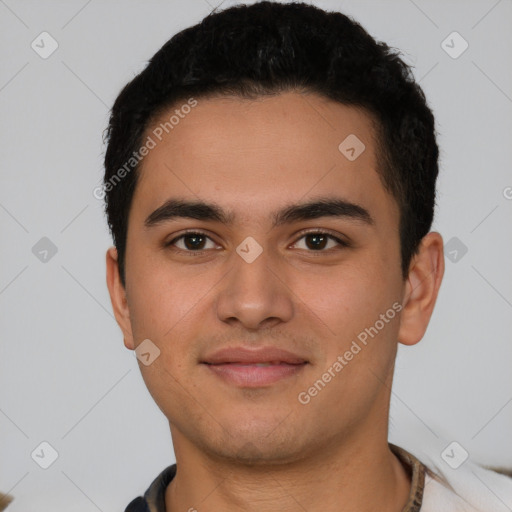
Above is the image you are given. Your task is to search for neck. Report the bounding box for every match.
[165,425,411,512]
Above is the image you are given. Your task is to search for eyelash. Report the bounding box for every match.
[165,229,349,255]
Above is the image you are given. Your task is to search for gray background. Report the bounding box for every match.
[1,0,511,510]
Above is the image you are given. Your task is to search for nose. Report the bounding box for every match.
[215,244,294,331]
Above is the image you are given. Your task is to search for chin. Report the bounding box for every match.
[204,422,308,466]
[214,441,304,466]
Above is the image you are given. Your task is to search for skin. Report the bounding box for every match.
[106,91,444,512]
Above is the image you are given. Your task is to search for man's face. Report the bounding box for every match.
[119,92,406,463]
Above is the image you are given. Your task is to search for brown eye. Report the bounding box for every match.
[168,232,218,251]
[293,232,348,251]
[305,233,329,250]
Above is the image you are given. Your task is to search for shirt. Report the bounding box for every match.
[124,443,425,512]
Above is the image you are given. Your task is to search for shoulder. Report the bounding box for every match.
[419,455,512,511]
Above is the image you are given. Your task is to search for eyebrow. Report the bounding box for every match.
[144,196,374,229]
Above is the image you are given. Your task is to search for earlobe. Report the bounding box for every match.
[397,232,445,346]
[105,246,135,350]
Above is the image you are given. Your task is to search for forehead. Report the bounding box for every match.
[132,92,396,226]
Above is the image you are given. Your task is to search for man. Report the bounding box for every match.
[102,2,512,511]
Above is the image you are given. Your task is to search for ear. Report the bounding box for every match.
[397,232,445,346]
[106,246,135,350]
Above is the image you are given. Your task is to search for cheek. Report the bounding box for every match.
[125,245,194,333]
[125,256,215,377]
[294,260,385,322]
[128,276,195,342]
[294,257,402,359]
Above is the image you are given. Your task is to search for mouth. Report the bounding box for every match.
[202,361,308,387]
[200,346,309,387]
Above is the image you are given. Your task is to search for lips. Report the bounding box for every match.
[201,346,308,387]
[201,346,308,365]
